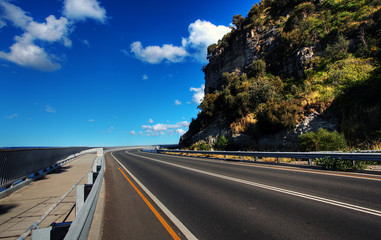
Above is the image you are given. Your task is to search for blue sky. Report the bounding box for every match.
[0,0,256,147]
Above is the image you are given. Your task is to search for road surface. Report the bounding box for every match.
[102,149,381,240]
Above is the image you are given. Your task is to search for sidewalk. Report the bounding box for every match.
[0,153,96,240]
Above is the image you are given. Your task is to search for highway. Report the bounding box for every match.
[102,149,381,240]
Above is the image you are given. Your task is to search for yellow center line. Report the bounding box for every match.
[118,167,181,240]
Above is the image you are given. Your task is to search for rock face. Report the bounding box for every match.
[204,26,317,94]
[181,112,338,151]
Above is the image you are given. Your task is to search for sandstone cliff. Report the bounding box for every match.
[180,0,381,150]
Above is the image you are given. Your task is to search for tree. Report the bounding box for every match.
[232,15,245,30]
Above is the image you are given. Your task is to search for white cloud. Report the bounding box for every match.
[129,19,230,64]
[174,100,181,105]
[190,84,205,104]
[63,0,107,23]
[148,118,154,123]
[46,105,56,113]
[0,0,106,71]
[0,1,72,70]
[27,15,71,45]
[5,113,18,119]
[129,130,136,135]
[0,0,32,28]
[176,129,186,135]
[182,19,231,62]
[141,121,189,136]
[142,74,148,80]
[130,41,188,64]
[0,33,61,71]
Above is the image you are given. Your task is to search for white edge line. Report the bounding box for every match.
[129,151,381,217]
[110,152,198,240]
[154,151,381,182]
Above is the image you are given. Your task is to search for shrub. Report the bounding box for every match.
[214,136,230,151]
[190,141,211,151]
[299,128,347,151]
[315,156,368,171]
[257,99,300,133]
[248,60,266,78]
[326,34,350,61]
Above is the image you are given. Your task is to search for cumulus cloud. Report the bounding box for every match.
[0,0,106,71]
[130,41,188,64]
[63,0,107,23]
[190,84,205,104]
[27,15,72,46]
[174,100,181,105]
[182,19,231,62]
[148,118,154,123]
[129,130,136,135]
[0,0,32,28]
[141,121,189,136]
[129,19,230,64]
[0,33,61,71]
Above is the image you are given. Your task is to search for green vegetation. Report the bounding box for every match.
[184,0,381,150]
[214,136,230,151]
[315,156,368,171]
[299,128,347,151]
[190,141,211,151]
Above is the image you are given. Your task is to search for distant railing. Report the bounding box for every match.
[0,147,91,189]
[156,149,381,163]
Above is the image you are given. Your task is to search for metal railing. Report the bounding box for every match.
[63,154,105,240]
[157,149,381,163]
[0,147,91,189]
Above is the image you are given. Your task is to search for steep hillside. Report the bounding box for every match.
[180,0,381,151]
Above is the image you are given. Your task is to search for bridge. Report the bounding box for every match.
[1,147,381,239]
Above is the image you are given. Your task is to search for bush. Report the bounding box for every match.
[315,156,367,171]
[214,136,229,150]
[257,99,300,133]
[190,141,211,151]
[299,128,347,151]
[248,60,266,78]
[326,34,350,61]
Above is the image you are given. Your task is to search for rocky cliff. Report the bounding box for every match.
[180,0,381,150]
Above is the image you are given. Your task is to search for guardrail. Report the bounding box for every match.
[157,149,381,163]
[63,154,105,240]
[28,149,105,240]
[0,147,92,190]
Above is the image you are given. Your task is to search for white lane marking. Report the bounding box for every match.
[147,151,381,182]
[127,151,381,217]
[110,152,198,240]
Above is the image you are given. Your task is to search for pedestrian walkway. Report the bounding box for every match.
[0,153,96,240]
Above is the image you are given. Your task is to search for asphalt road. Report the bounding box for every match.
[102,149,381,240]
